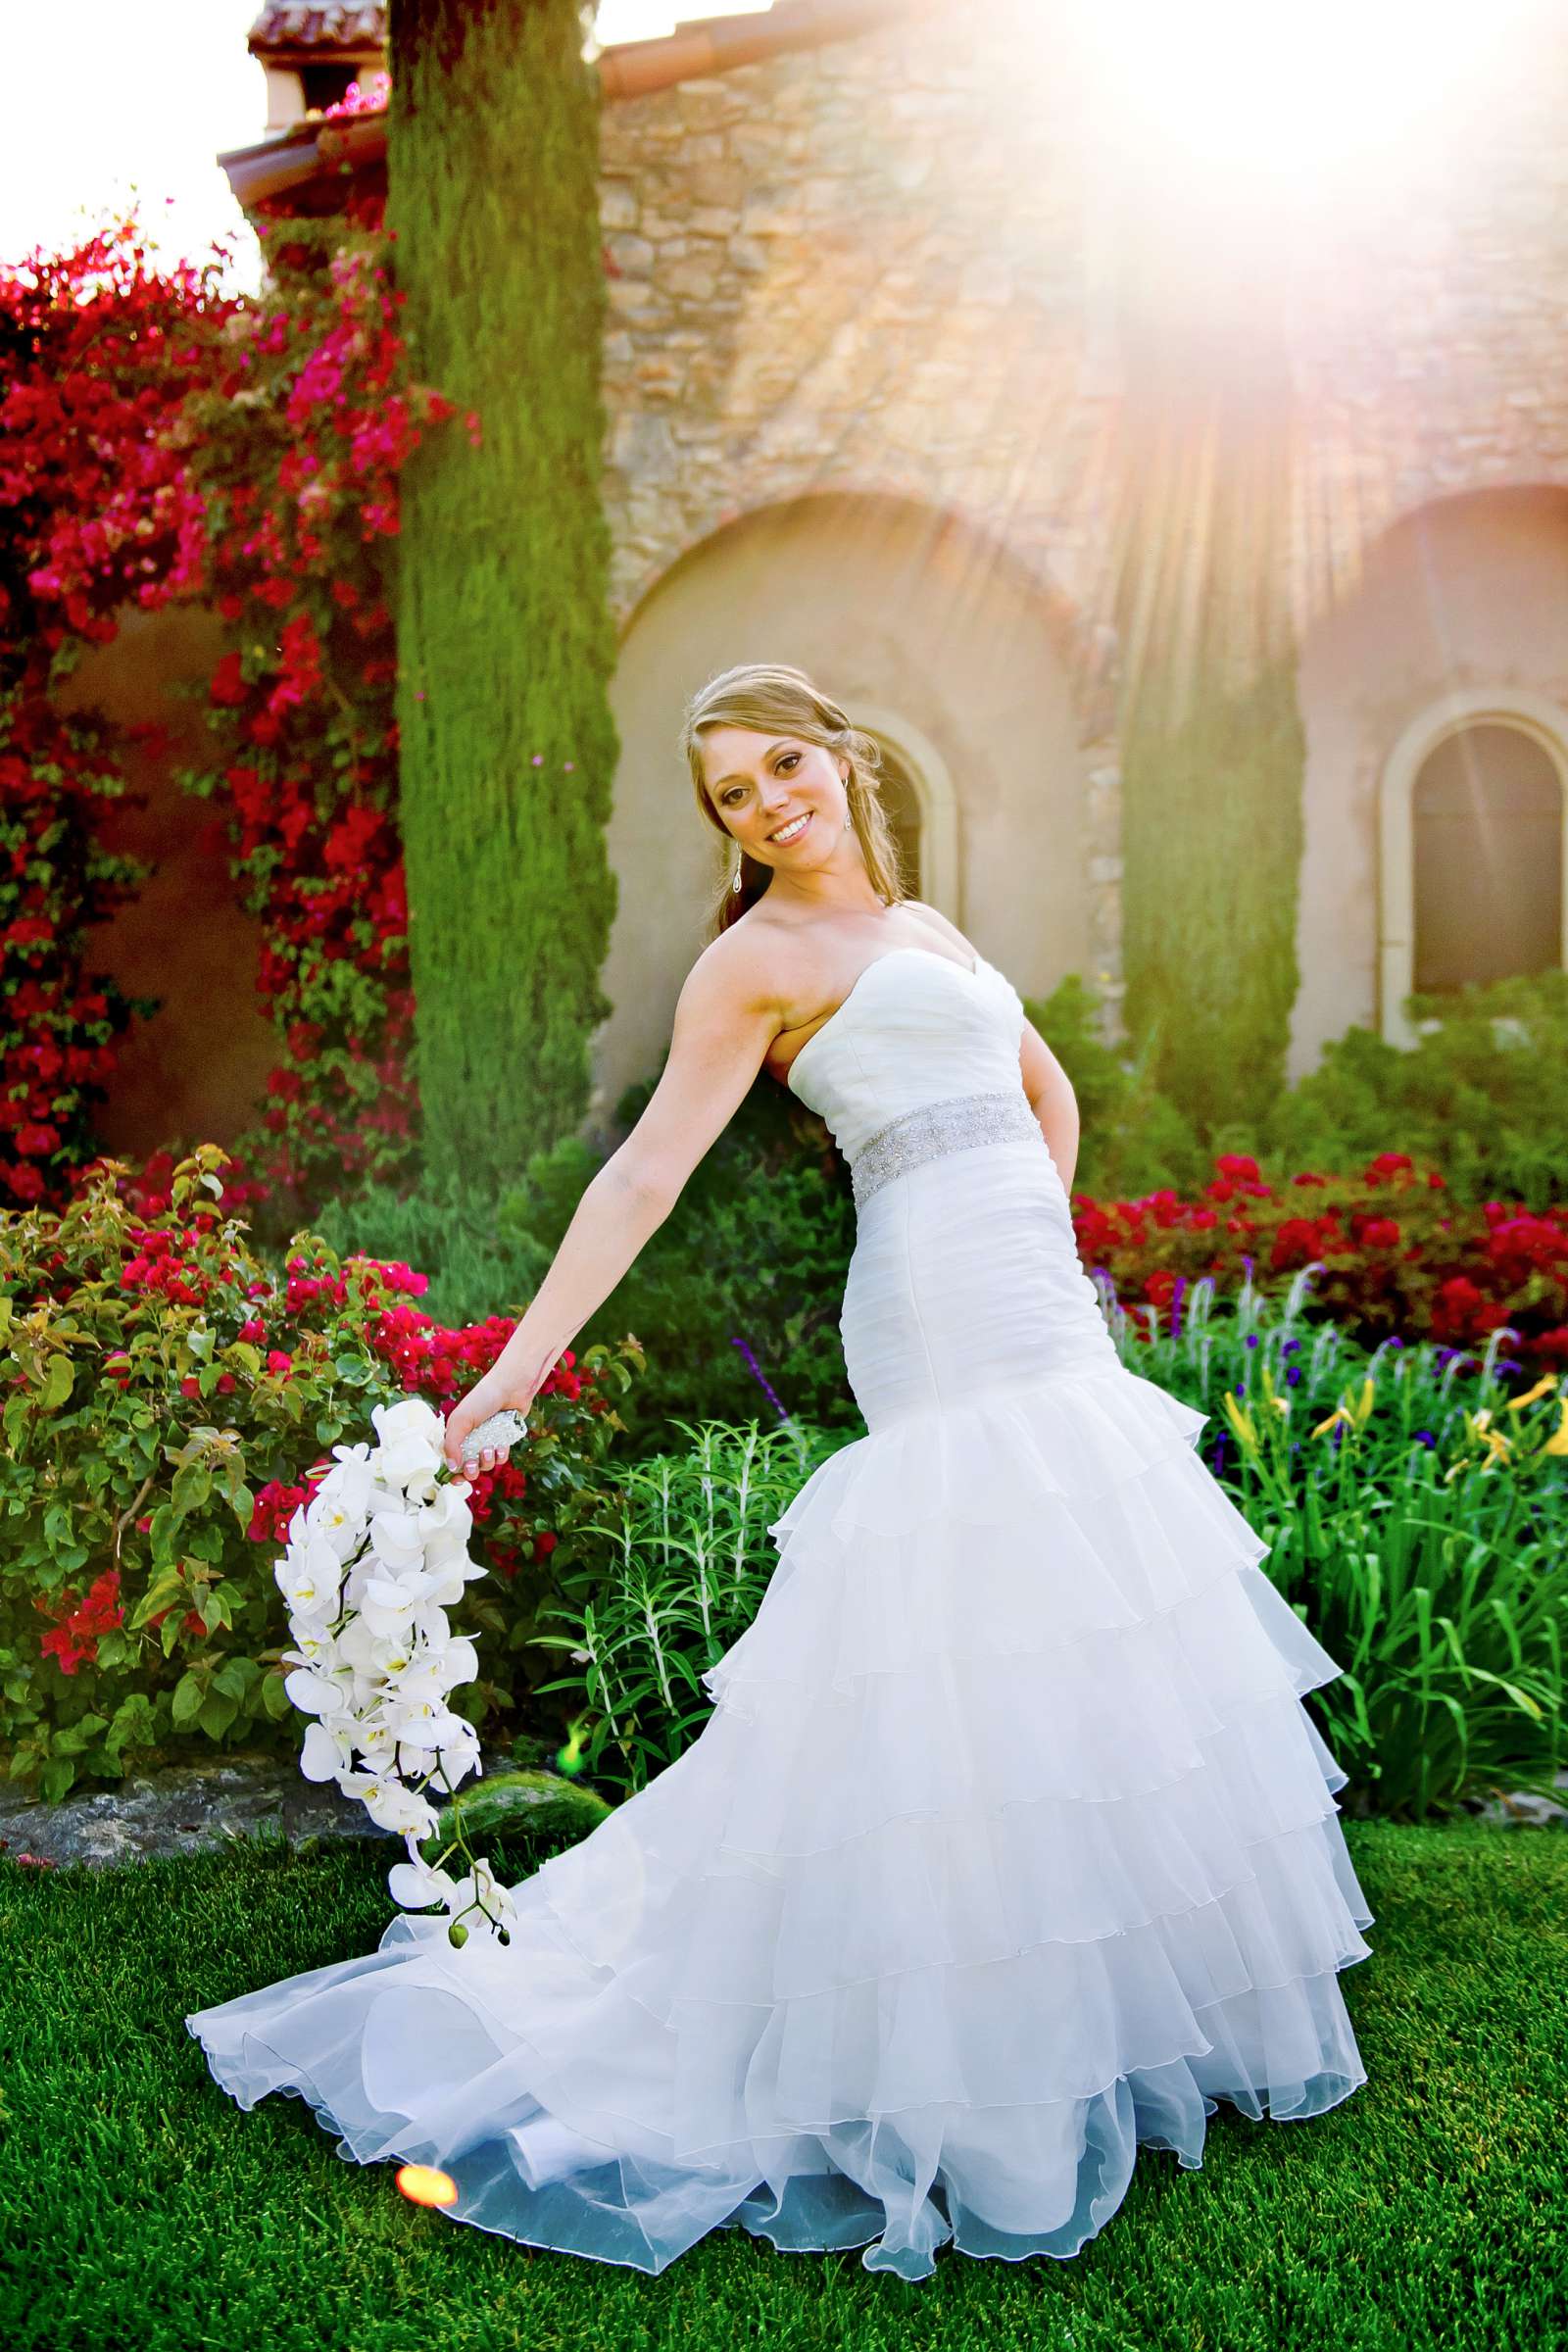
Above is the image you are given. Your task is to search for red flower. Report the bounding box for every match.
[5,915,54,949]
[1365,1152,1414,1182]
[208,650,247,706]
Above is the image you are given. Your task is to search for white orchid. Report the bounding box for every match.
[339,1768,443,1838]
[368,1503,426,1574]
[387,1855,460,1910]
[273,1389,521,1945]
[298,1473,377,1559]
[370,1396,450,1493]
[274,1532,346,1619]
[300,1717,359,1784]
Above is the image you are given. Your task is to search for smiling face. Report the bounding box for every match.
[699,723,853,879]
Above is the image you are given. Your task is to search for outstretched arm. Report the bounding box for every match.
[442,936,781,1472]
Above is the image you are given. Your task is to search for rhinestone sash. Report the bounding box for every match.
[848,1089,1043,1208]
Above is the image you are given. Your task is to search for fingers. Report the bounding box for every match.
[443,1399,527,1478]
[466,1443,511,1475]
[445,1434,516,1478]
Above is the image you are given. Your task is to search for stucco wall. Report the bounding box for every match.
[53,606,278,1156]
[1292,488,1568,1076]
[596,488,1093,1114]
[594,0,1568,1092]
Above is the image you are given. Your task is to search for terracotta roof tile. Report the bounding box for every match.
[248,3,385,57]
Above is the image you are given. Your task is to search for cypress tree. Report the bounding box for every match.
[1111,163,1305,1137]
[385,0,619,1192]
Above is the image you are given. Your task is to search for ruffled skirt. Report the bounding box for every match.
[186,1133,1373,2279]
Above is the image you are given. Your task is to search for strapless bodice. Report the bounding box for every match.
[784,947,1027,1157]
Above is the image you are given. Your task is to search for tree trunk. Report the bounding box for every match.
[386,0,619,1191]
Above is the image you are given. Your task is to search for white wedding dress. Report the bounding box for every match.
[186,945,1374,2281]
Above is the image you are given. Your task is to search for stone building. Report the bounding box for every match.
[74,0,1568,1150]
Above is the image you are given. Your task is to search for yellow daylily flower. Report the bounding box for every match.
[1506,1371,1560,1414]
[1544,1398,1568,1457]
[1221,1392,1258,1450]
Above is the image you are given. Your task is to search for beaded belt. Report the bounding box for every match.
[848,1089,1043,1208]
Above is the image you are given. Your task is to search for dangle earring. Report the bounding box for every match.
[731,859,743,893]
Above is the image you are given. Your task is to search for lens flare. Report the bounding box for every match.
[396,2163,459,2207]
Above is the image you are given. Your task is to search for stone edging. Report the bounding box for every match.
[2,1751,1562,1872]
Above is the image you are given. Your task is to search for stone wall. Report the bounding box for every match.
[592,0,1568,1083]
[595,0,1130,1060]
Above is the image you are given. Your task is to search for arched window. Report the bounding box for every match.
[1411,723,1563,991]
[852,706,960,915]
[1379,692,1568,1046]
[869,737,925,900]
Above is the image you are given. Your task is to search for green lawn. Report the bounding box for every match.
[3,1820,1563,2352]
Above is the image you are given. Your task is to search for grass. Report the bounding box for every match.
[2,1819,1564,2352]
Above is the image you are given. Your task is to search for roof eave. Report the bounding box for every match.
[219,0,942,210]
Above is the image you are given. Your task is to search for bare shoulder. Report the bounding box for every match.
[676,913,793,1026]
[900,899,978,961]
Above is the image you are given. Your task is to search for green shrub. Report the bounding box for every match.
[1040,965,1568,1211]
[0,1146,640,1802]
[1262,967,1568,1211]
[1021,973,1213,1199]
[303,1162,552,1331]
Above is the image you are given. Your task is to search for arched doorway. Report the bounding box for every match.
[598,490,1089,1120]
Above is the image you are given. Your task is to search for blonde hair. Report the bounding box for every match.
[680,662,907,936]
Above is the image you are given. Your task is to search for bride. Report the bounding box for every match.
[187,660,1374,2281]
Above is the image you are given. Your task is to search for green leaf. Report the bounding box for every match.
[171,1463,212,1523]
[52,1714,110,1755]
[171,1670,206,1730]
[212,1655,260,1700]
[42,1501,76,1552]
[261,1672,293,1722]
[197,1691,239,1740]
[128,1571,186,1630]
[198,1588,235,1636]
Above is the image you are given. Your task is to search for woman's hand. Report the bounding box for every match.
[442,1371,537,1479]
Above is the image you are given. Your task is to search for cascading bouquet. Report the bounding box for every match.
[274,1394,520,1948]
